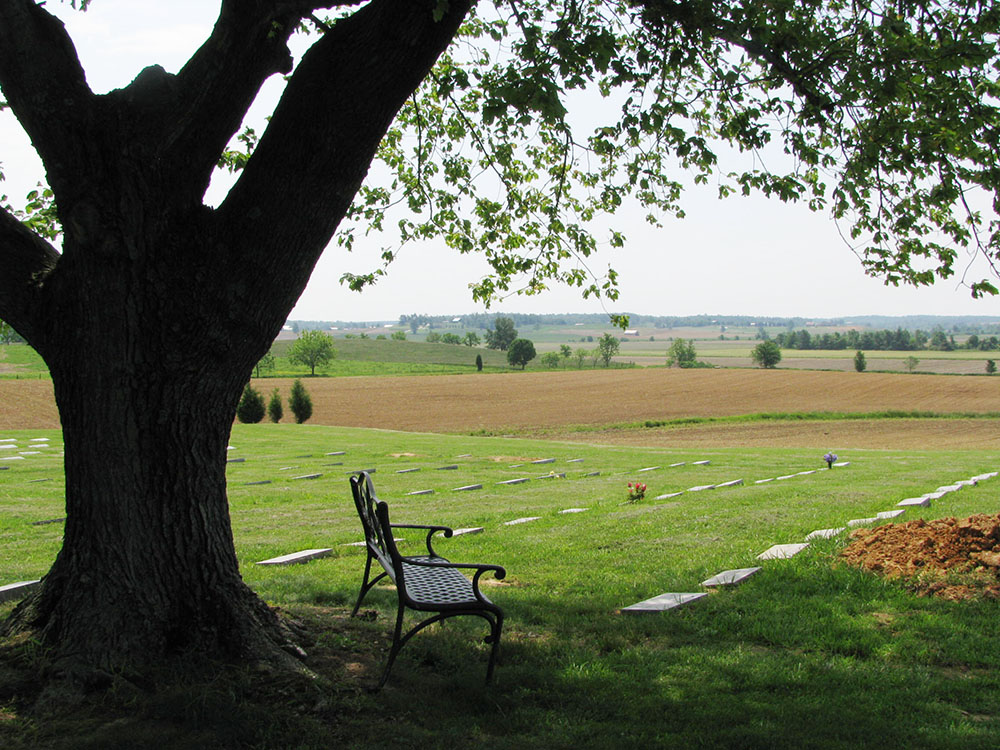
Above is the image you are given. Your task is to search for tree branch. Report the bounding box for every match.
[0,0,93,200]
[0,207,60,351]
[214,0,475,314]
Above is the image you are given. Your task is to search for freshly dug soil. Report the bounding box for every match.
[840,513,1000,601]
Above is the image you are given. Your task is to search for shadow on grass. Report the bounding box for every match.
[2,557,999,749]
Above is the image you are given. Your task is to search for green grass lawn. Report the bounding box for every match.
[2,425,1000,748]
[0,344,49,378]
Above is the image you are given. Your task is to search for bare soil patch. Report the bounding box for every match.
[841,514,1000,601]
[267,368,1000,433]
[3,369,999,450]
[0,380,59,429]
[551,418,1000,450]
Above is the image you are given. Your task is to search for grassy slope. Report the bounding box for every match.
[2,424,999,748]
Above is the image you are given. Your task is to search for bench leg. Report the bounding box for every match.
[376,600,408,689]
[351,554,388,617]
[485,610,504,684]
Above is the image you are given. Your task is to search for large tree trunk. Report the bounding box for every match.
[4,227,298,681]
[0,0,474,685]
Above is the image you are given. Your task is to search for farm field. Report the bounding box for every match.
[2,369,1000,449]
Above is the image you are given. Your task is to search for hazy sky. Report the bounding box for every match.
[3,1,997,322]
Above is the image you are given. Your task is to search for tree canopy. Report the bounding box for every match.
[485,316,518,350]
[507,337,537,368]
[596,332,620,366]
[287,330,337,376]
[751,340,783,368]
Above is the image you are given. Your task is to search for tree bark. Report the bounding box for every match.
[0,0,474,684]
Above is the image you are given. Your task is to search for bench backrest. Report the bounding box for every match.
[349,471,398,582]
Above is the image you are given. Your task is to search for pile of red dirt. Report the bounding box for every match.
[840,513,1000,601]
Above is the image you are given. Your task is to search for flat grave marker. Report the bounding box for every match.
[687,484,715,492]
[755,478,774,484]
[558,508,588,514]
[702,567,761,587]
[292,473,322,481]
[503,516,541,526]
[567,458,584,463]
[669,462,686,468]
[716,479,744,488]
[326,451,346,456]
[531,458,556,465]
[583,471,601,477]
[805,527,846,540]
[621,592,706,614]
[453,484,483,492]
[227,458,246,464]
[449,527,484,536]
[877,509,906,519]
[538,472,566,479]
[0,580,41,604]
[847,517,878,527]
[692,460,711,466]
[757,543,809,560]
[244,480,272,486]
[497,478,529,486]
[936,484,962,493]
[405,489,434,496]
[436,465,459,471]
[256,548,332,566]
[654,491,684,500]
[897,497,930,507]
[31,517,65,526]
[637,466,660,473]
[396,468,421,474]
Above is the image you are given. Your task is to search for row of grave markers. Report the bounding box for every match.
[0,437,60,473]
[621,467,997,613]
[252,459,847,569]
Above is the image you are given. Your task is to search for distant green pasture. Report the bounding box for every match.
[0,344,48,378]
[3,424,999,748]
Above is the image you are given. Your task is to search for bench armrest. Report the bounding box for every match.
[390,523,452,557]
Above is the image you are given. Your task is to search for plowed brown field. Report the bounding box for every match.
[2,369,998,449]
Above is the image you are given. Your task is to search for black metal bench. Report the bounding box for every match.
[349,471,506,688]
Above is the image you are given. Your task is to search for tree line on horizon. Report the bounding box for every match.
[772,328,1000,352]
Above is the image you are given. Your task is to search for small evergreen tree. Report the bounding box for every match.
[236,384,265,423]
[987,359,997,375]
[267,388,283,423]
[475,353,483,371]
[854,350,867,372]
[288,379,313,424]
